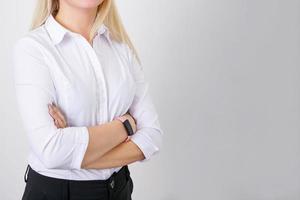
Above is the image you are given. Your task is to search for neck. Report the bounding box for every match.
[55,2,98,42]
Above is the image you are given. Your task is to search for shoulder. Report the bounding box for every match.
[12,26,53,75]
[12,25,51,59]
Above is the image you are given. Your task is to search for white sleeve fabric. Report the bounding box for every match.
[12,37,89,170]
[127,46,164,163]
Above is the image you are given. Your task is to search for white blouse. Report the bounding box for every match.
[12,14,163,180]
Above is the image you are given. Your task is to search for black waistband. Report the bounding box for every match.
[24,164,130,186]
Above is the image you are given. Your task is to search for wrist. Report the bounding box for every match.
[112,119,128,140]
[114,116,134,141]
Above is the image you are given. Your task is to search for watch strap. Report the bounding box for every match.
[114,116,134,137]
[123,119,134,136]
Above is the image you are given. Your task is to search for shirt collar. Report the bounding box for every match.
[44,14,111,45]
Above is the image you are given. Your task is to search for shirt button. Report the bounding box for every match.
[110,179,115,189]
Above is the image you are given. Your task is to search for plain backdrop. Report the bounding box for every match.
[1,0,300,199]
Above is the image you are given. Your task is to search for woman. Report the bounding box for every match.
[12,0,163,199]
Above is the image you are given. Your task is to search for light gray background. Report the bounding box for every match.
[1,0,300,199]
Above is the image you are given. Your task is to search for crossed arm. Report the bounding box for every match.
[13,38,163,170]
[85,140,145,169]
[48,103,145,169]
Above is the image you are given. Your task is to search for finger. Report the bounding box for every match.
[52,105,66,122]
[49,103,67,126]
[48,105,60,120]
[48,105,64,123]
[57,117,66,128]
[49,106,67,128]
[63,119,68,127]
[54,109,67,127]
[56,117,66,128]
[48,104,55,118]
[51,105,67,126]
[50,105,61,118]
[54,119,60,128]
[49,106,63,125]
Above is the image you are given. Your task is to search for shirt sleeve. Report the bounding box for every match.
[126,45,164,163]
[12,37,89,170]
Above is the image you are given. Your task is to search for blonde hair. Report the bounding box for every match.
[30,0,140,64]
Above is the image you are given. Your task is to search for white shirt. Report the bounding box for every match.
[12,14,163,180]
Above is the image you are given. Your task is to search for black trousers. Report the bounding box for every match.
[21,165,133,200]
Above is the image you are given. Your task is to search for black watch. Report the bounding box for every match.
[123,119,134,136]
[116,116,134,136]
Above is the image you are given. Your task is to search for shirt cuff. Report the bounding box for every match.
[70,127,89,169]
[130,130,160,163]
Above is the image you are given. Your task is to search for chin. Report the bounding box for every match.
[72,0,105,9]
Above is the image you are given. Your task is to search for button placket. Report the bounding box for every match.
[78,35,108,124]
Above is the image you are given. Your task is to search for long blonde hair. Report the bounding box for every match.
[30,0,140,64]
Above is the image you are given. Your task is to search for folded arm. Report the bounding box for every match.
[12,37,129,170]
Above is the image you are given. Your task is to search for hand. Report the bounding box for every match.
[122,113,137,133]
[48,102,68,128]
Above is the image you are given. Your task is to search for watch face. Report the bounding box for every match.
[124,119,134,136]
